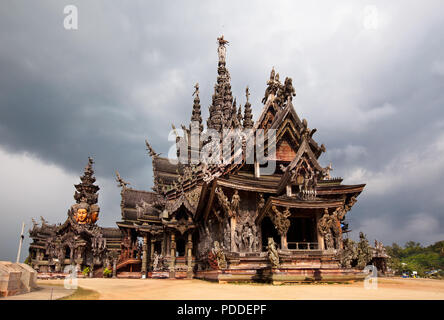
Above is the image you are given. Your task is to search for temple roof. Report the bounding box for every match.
[116,36,366,225]
[121,188,162,210]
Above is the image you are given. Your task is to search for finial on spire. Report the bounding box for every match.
[217,35,229,46]
[191,82,203,132]
[243,89,254,129]
[192,82,199,97]
[217,35,229,63]
[269,67,275,82]
[85,156,94,172]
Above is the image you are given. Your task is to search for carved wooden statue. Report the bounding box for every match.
[267,238,280,268]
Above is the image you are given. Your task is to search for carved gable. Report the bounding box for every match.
[276,139,297,162]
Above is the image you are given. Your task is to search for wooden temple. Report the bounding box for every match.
[28,158,121,277]
[27,36,379,283]
[113,36,367,283]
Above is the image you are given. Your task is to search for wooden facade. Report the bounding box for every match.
[114,37,367,283]
[28,37,379,283]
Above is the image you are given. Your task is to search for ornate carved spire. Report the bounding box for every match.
[207,35,234,132]
[230,97,240,128]
[74,157,100,205]
[191,82,203,133]
[243,86,254,129]
[237,104,243,128]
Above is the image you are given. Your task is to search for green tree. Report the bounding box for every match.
[385,240,444,277]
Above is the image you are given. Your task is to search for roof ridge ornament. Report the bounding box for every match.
[115,170,130,188]
[192,82,199,97]
[190,83,204,132]
[262,67,280,104]
[145,139,159,157]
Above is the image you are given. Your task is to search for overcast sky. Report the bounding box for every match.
[1,1,443,262]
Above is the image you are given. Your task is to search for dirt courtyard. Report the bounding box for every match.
[39,277,444,300]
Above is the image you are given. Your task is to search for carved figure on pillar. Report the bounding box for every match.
[267,238,280,268]
[212,241,227,269]
[318,209,334,250]
[231,190,240,216]
[329,213,342,250]
[258,193,265,210]
[233,225,241,251]
[270,206,291,237]
[215,187,234,218]
[223,219,231,250]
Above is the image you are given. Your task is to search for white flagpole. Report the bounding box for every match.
[16,222,25,263]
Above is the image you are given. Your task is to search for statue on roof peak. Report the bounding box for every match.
[217,35,229,46]
[217,35,229,63]
[262,67,281,104]
[269,67,275,82]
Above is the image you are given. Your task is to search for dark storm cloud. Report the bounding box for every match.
[1,0,443,261]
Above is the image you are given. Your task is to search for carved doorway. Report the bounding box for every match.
[176,237,186,257]
[287,217,316,250]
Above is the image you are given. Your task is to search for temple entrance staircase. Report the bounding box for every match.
[115,258,142,278]
[91,258,141,278]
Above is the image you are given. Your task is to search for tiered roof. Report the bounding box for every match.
[117,36,365,228]
[74,157,100,205]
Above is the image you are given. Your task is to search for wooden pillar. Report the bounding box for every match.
[230,216,237,252]
[163,233,168,256]
[254,161,260,178]
[316,210,324,250]
[280,207,290,250]
[141,233,148,278]
[112,258,117,278]
[280,235,288,250]
[187,232,193,278]
[76,257,81,276]
[286,185,292,197]
[150,238,155,271]
[336,218,343,250]
[169,232,176,278]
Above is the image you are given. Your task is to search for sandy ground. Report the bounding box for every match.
[1,285,75,300]
[36,277,444,300]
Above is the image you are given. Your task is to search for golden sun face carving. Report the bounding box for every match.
[76,208,88,224]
